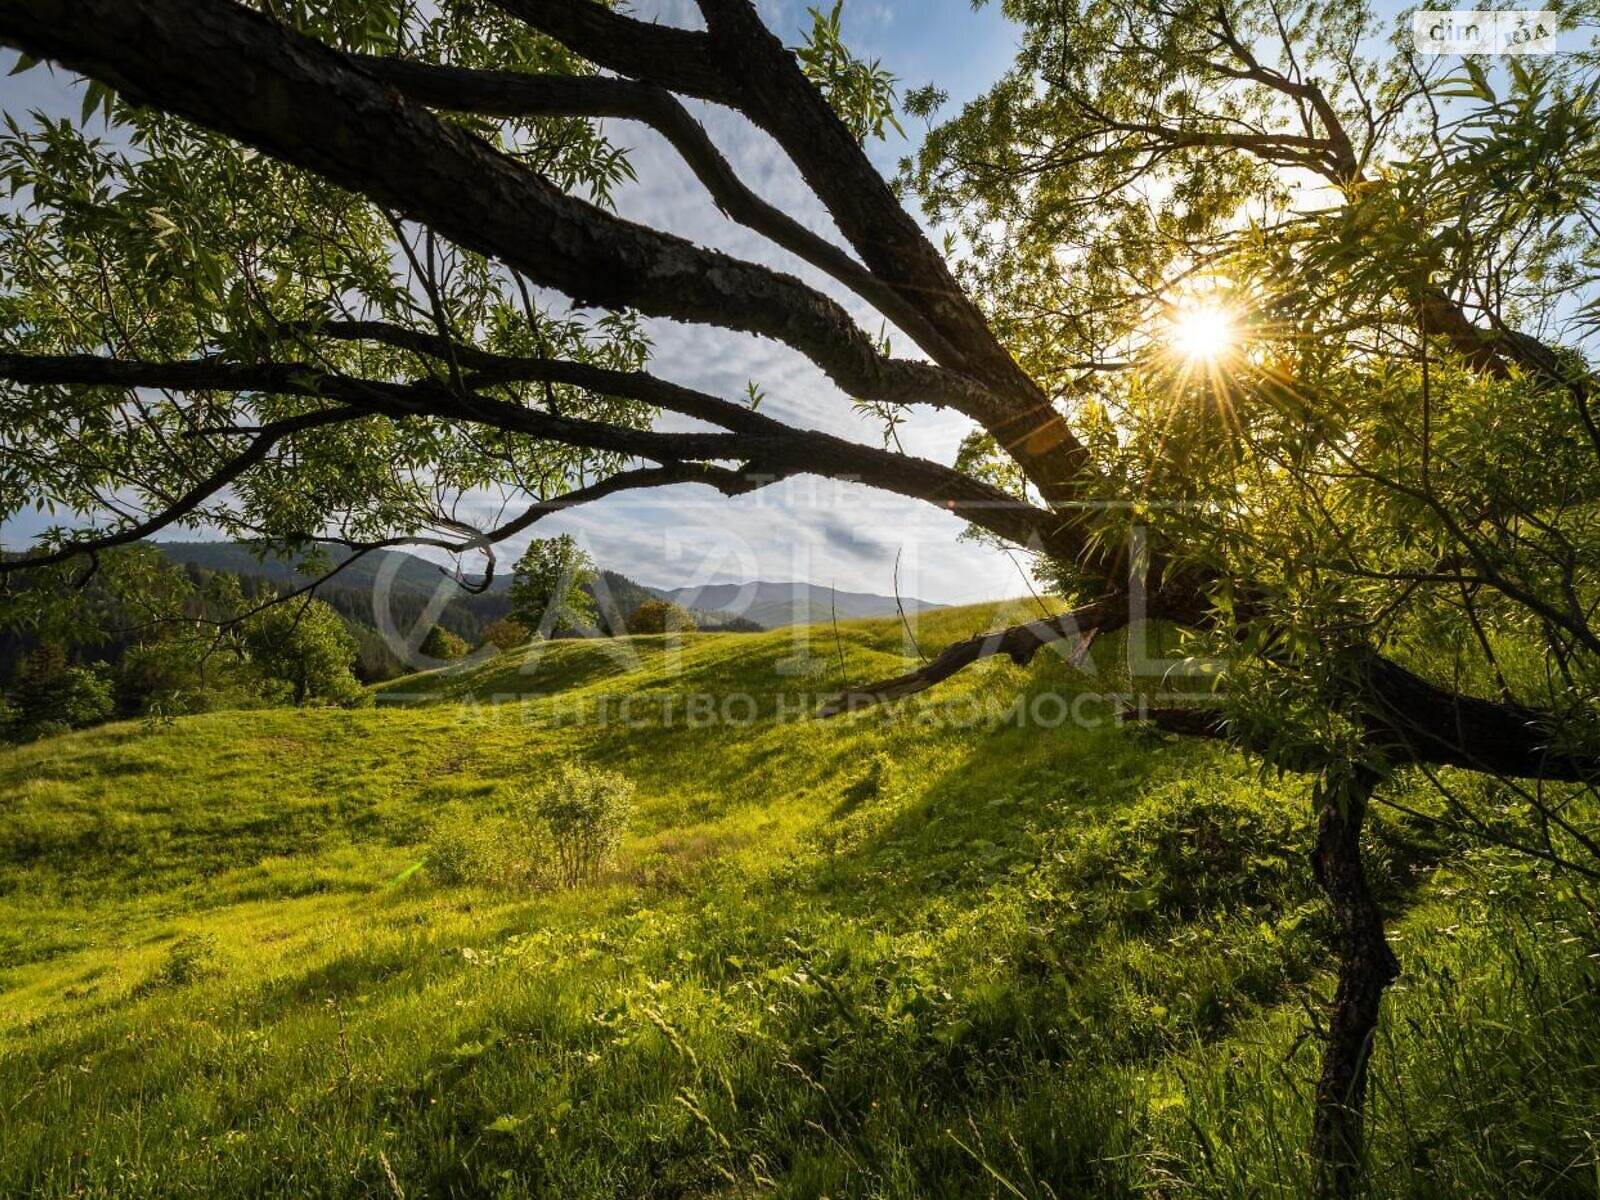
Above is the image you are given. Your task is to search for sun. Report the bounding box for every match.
[1169,304,1236,362]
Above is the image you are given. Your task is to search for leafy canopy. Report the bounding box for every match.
[908,0,1600,783]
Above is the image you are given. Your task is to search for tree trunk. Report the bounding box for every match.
[1309,769,1399,1198]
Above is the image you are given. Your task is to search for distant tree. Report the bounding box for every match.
[243,600,361,705]
[419,625,469,660]
[481,618,530,652]
[627,599,696,636]
[115,637,207,717]
[3,645,114,740]
[510,536,597,635]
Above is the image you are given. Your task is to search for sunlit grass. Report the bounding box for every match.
[2,601,1597,1196]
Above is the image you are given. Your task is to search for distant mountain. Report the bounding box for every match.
[150,543,935,634]
[647,581,942,629]
[151,540,512,597]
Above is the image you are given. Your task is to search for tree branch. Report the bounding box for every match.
[352,56,961,365]
[0,0,1013,430]
[1138,646,1600,782]
[490,0,733,104]
[0,349,1077,558]
[298,462,767,596]
[511,0,1097,507]
[0,404,361,573]
[817,592,1130,716]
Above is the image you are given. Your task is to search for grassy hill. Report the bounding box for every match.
[2,603,1598,1197]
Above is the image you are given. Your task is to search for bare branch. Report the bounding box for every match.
[817,592,1129,716]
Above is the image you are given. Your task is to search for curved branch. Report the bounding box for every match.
[352,56,961,366]
[818,591,1131,716]
[0,0,1012,427]
[0,350,1076,557]
[0,404,361,574]
[1137,657,1600,783]
[300,462,765,596]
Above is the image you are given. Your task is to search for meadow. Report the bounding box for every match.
[2,603,1598,1197]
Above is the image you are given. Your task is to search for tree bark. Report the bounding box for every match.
[1309,768,1399,1198]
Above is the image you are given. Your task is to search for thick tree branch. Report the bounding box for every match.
[491,0,733,104]
[351,56,960,365]
[0,349,1076,558]
[0,0,1019,434]
[510,0,1096,507]
[1138,645,1600,781]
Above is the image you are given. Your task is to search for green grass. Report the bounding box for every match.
[3,602,1599,1196]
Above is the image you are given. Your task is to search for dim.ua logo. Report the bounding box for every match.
[1414,10,1559,54]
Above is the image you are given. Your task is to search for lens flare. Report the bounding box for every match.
[1170,305,1235,362]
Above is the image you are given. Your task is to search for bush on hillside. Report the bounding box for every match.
[425,805,555,890]
[419,625,469,660]
[480,618,530,652]
[627,599,696,635]
[527,763,635,887]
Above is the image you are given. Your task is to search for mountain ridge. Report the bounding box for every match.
[150,541,944,628]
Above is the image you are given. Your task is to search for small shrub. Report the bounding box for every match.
[142,933,224,992]
[527,764,635,887]
[419,625,469,660]
[627,599,696,635]
[481,618,530,652]
[424,807,499,885]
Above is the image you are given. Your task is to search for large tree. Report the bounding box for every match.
[509,533,597,634]
[2,0,1599,1190]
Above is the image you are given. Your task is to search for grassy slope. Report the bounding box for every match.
[2,603,1598,1197]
